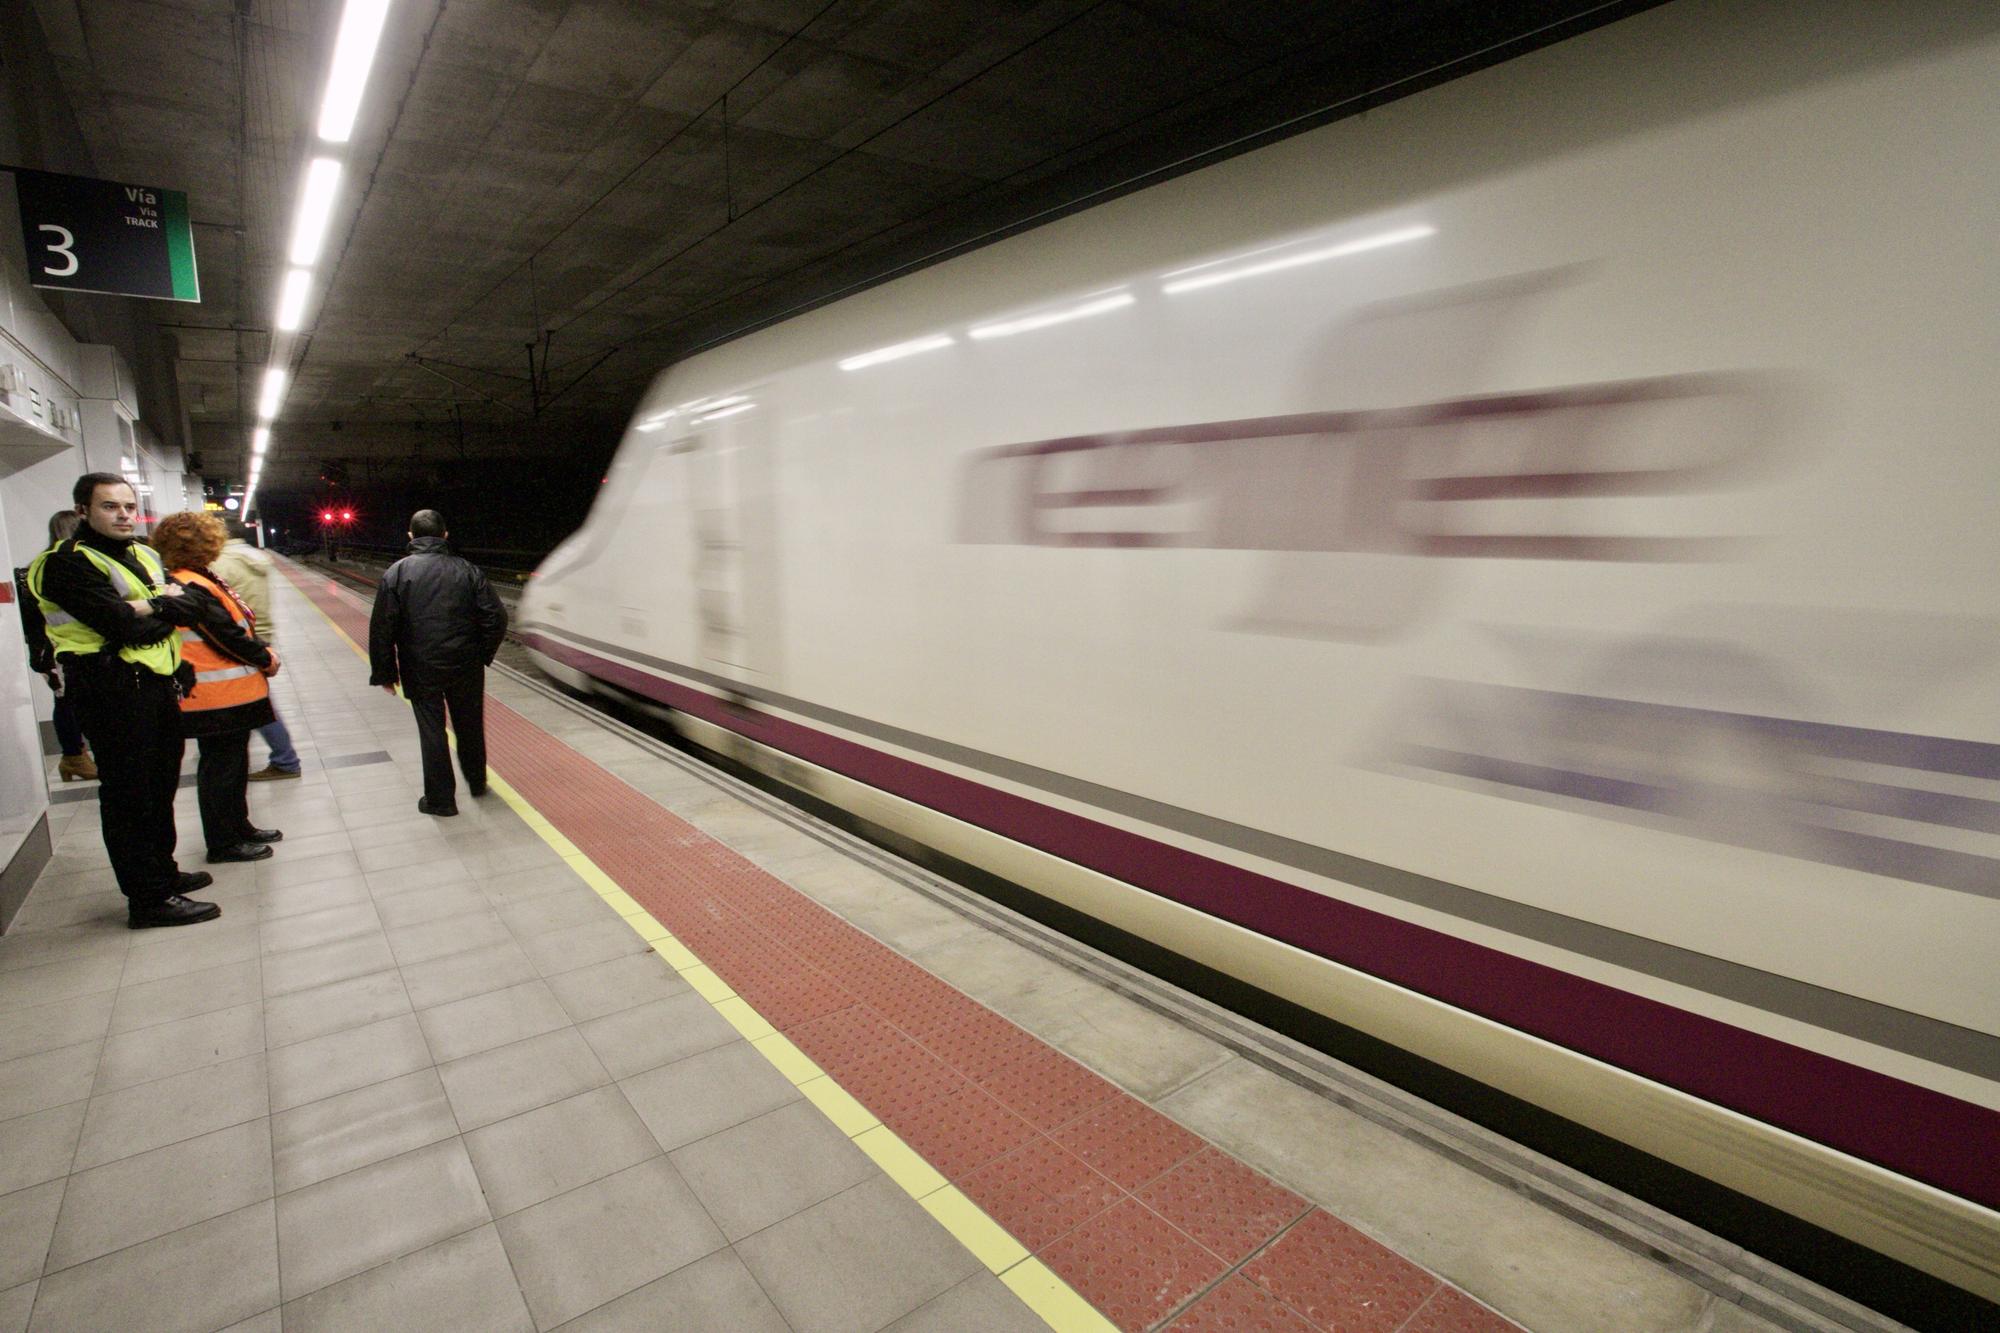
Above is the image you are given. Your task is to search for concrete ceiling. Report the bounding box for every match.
[26,0,1656,496]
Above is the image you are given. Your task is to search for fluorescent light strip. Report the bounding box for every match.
[318,0,393,143]
[968,291,1133,341]
[1161,224,1435,295]
[838,333,954,372]
[275,268,312,331]
[289,158,344,266]
[695,402,754,423]
[1158,236,1303,282]
[257,367,288,421]
[251,426,270,455]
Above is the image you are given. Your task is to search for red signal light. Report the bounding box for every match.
[320,509,335,524]
[340,509,354,523]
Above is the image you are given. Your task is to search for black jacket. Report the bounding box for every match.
[31,532,203,693]
[13,564,55,676]
[34,532,200,653]
[368,536,508,696]
[171,573,276,737]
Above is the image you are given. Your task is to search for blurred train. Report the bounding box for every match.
[520,2,2000,1322]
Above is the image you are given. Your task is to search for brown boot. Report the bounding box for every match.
[58,753,97,782]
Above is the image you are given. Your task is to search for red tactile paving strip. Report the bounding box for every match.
[1240,1211,1440,1333]
[1167,1277,1319,1332]
[1042,1197,1230,1331]
[281,562,1526,1333]
[1139,1148,1312,1267]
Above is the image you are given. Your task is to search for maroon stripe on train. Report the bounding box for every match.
[515,628,2000,1209]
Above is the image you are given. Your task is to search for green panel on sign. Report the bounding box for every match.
[163,189,199,302]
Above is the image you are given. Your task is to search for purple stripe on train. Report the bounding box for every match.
[517,628,2000,1211]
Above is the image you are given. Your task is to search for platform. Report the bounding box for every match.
[0,558,1791,1333]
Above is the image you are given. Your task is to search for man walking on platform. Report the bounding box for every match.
[25,474,220,927]
[367,509,508,816]
[212,518,303,781]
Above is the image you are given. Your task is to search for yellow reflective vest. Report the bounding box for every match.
[25,539,182,677]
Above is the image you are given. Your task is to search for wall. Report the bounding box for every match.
[0,3,202,923]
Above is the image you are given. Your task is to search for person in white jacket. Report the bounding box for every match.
[211,519,301,781]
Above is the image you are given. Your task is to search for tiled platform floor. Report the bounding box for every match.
[0,561,1791,1333]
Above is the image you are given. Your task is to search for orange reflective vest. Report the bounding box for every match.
[171,568,270,714]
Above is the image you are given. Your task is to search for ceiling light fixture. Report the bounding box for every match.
[1160,224,1436,295]
[968,291,1133,340]
[839,333,955,372]
[288,158,343,266]
[275,268,313,331]
[257,367,288,421]
[251,426,269,455]
[318,0,393,143]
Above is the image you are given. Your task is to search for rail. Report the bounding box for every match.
[286,538,538,585]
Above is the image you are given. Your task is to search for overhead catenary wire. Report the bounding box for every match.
[408,0,849,357]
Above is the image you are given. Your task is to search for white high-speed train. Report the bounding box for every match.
[521,1,2000,1320]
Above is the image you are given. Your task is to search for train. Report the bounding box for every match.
[517,1,2000,1323]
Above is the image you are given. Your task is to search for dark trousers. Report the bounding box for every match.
[195,730,255,852]
[411,669,486,808]
[68,670,185,903]
[52,695,86,757]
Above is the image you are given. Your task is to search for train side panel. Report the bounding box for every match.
[521,0,2000,1303]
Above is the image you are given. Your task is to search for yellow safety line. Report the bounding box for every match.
[287,567,1110,1332]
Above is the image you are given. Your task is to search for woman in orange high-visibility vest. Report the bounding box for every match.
[151,512,286,863]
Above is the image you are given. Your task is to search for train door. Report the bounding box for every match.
[679,393,782,690]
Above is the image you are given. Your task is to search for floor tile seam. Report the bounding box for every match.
[274,552,665,1333]
[508,856,1104,1320]
[0,997,116,1066]
[1383,1282,1464,1333]
[0,959,126,1000]
[277,1189,497,1309]
[66,1041,275,1164]
[0,1032,109,1112]
[472,771,1102,1333]
[277,562,1100,1330]
[479,1121,728,1259]
[1122,1201,1327,1333]
[486,696,1334,1291]
[262,1010,435,1117]
[21,1198,279,1332]
[267,1130,480,1221]
[256,921,390,965]
[34,1116,283,1285]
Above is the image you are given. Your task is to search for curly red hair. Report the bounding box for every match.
[151,511,227,572]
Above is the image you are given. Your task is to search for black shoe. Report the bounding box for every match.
[417,797,459,817]
[207,842,274,863]
[129,895,222,929]
[467,783,487,798]
[243,827,283,843]
[176,870,214,893]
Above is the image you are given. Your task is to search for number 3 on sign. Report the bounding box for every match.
[37,225,78,278]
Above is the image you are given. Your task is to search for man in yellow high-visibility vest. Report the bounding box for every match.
[26,473,220,927]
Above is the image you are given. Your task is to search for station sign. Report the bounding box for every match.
[10,167,200,302]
